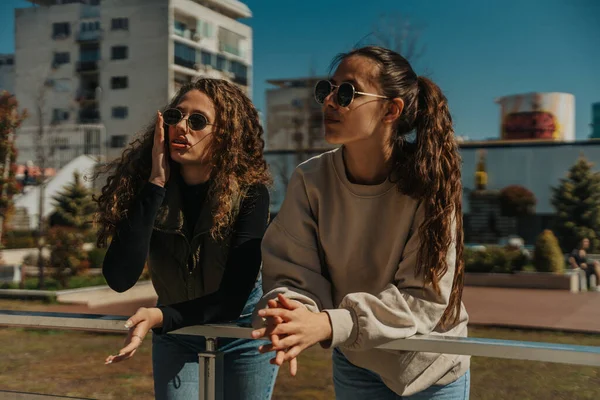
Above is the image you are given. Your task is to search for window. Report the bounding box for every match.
[229,61,248,85]
[111,76,128,89]
[111,18,129,31]
[53,137,69,150]
[5,57,13,66]
[218,27,244,57]
[216,55,226,71]
[112,106,128,119]
[53,52,70,65]
[174,21,186,37]
[110,135,127,148]
[53,78,71,92]
[111,46,128,60]
[174,42,196,69]
[52,22,71,39]
[52,109,70,123]
[81,21,100,31]
[200,51,212,66]
[80,43,100,62]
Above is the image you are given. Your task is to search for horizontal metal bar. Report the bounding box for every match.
[1,310,600,367]
[380,335,600,367]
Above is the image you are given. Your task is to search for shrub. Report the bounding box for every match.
[87,247,107,269]
[3,230,36,249]
[499,185,537,217]
[533,230,565,273]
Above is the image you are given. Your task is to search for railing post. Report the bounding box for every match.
[198,337,223,400]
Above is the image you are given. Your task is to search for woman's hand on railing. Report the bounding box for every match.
[104,307,163,365]
[253,294,331,376]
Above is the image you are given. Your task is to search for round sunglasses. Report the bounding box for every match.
[314,80,390,107]
[163,108,213,131]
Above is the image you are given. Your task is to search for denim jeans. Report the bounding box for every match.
[332,348,470,400]
[152,276,278,400]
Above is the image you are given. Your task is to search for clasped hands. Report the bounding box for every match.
[251,293,332,376]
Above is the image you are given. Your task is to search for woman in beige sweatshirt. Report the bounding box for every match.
[251,46,470,399]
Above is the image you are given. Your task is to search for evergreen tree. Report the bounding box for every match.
[49,171,95,230]
[551,155,600,252]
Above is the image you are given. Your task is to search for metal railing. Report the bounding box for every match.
[1,310,599,400]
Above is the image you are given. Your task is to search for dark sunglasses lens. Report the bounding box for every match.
[337,83,355,107]
[163,109,182,125]
[188,114,208,130]
[314,81,332,104]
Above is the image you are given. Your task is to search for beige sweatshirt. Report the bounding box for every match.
[253,147,470,396]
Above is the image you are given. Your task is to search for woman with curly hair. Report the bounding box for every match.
[97,78,277,399]
[251,46,470,399]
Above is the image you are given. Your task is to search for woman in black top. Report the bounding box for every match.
[95,79,277,400]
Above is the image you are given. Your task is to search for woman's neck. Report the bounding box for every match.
[179,164,212,185]
[342,137,393,185]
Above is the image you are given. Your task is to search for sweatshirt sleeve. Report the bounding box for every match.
[252,168,333,328]
[324,202,459,350]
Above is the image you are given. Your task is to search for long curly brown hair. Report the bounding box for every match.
[95,78,271,247]
[333,47,464,329]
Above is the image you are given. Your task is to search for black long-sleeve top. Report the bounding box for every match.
[102,181,269,333]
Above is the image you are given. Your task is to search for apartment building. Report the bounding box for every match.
[11,0,252,166]
[265,77,332,151]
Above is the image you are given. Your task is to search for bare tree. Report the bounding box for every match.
[28,64,58,288]
[369,14,427,64]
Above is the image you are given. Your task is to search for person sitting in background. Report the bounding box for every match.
[568,238,600,289]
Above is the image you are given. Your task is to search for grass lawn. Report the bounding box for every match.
[0,300,598,399]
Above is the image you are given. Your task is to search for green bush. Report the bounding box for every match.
[87,247,107,269]
[46,227,88,288]
[506,249,529,272]
[464,247,512,273]
[464,246,532,274]
[2,230,36,249]
[533,230,565,273]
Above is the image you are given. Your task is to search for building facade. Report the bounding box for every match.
[11,0,252,166]
[265,77,333,151]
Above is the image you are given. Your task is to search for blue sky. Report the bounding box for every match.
[1,0,599,140]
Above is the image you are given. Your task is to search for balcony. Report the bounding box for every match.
[79,107,100,123]
[77,29,102,42]
[219,43,243,58]
[76,90,97,103]
[76,60,98,73]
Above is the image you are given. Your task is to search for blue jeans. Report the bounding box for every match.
[152,277,278,400]
[332,348,470,400]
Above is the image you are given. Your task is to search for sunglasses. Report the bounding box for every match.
[163,108,213,131]
[314,80,390,107]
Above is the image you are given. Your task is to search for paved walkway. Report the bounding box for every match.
[462,287,600,333]
[11,284,600,333]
